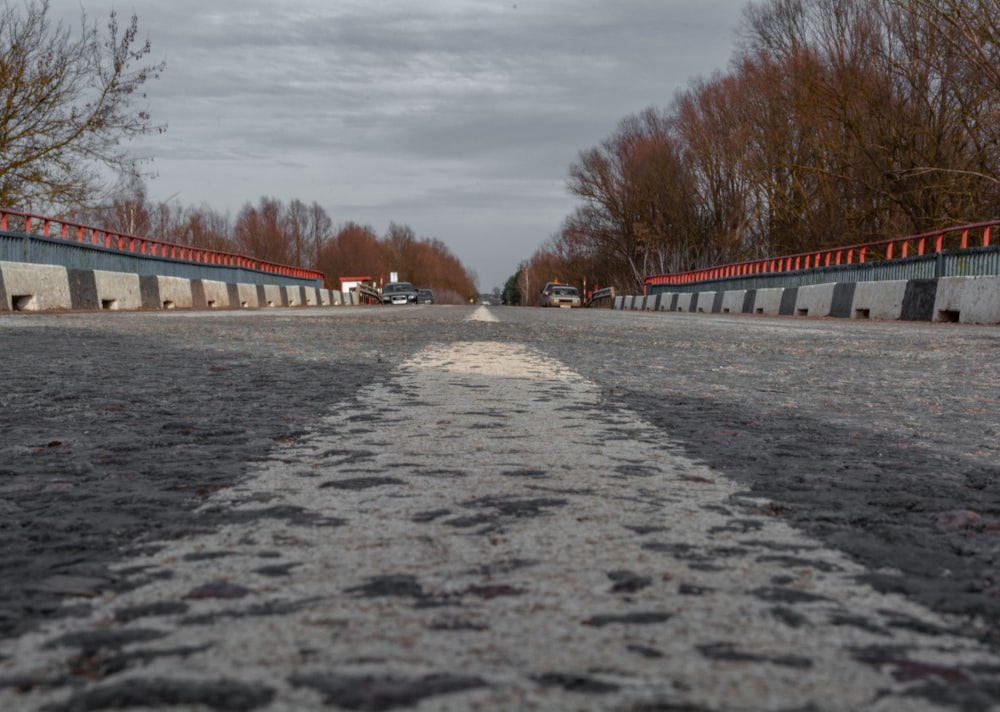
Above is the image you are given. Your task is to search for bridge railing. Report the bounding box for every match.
[355,283,383,305]
[585,287,616,308]
[0,207,325,284]
[645,221,996,291]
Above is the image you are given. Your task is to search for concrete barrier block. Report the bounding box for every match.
[201,279,232,308]
[794,284,837,317]
[695,291,716,313]
[829,283,858,318]
[675,293,693,312]
[720,290,746,314]
[851,281,908,321]
[139,275,160,308]
[234,283,259,308]
[0,262,72,311]
[318,289,331,306]
[901,280,937,321]
[157,276,194,309]
[934,276,1000,324]
[190,279,207,308]
[779,287,798,315]
[93,270,142,311]
[262,284,283,307]
[331,290,343,306]
[67,269,99,309]
[753,288,784,315]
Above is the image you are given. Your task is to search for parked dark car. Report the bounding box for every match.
[417,289,434,304]
[539,282,581,308]
[382,281,419,305]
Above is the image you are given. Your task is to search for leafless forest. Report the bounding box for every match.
[519,0,1000,301]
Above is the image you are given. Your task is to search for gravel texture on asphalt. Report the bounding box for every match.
[546,311,1000,633]
[1,306,999,711]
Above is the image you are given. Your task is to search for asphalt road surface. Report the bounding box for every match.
[1,305,999,711]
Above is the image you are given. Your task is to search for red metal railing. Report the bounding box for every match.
[1,207,325,283]
[644,221,996,290]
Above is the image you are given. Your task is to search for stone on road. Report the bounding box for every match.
[2,321,998,711]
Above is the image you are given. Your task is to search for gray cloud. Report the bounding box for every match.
[55,0,746,290]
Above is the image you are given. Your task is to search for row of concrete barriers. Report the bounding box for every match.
[617,276,1000,325]
[0,262,364,312]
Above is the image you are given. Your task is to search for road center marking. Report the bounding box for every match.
[2,341,994,710]
[464,305,498,322]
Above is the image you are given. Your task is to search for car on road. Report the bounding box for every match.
[539,282,581,308]
[417,289,434,304]
[382,281,419,305]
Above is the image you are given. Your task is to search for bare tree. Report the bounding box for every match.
[892,0,1000,100]
[307,202,332,267]
[564,108,705,291]
[0,0,165,211]
[234,197,289,264]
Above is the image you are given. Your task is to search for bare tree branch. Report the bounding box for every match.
[0,0,165,211]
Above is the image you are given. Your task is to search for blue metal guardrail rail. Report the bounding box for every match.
[644,222,1000,296]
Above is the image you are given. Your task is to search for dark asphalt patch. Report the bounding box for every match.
[0,315,398,639]
[534,672,620,694]
[319,476,406,490]
[45,677,275,712]
[289,672,487,710]
[547,317,1000,648]
[698,642,813,669]
[346,575,425,599]
[584,612,673,627]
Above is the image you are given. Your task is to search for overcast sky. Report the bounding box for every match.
[53,0,747,291]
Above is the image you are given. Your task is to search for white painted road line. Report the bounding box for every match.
[1,341,993,711]
[465,306,499,322]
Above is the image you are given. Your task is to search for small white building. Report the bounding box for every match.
[339,276,374,293]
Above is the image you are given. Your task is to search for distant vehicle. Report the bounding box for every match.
[382,281,419,305]
[417,289,434,304]
[539,282,581,308]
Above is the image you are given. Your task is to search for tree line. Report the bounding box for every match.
[0,1,478,301]
[79,180,479,302]
[515,0,1000,301]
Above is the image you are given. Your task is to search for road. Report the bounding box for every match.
[1,305,999,711]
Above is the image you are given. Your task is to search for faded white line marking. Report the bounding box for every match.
[464,306,499,322]
[1,342,992,711]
